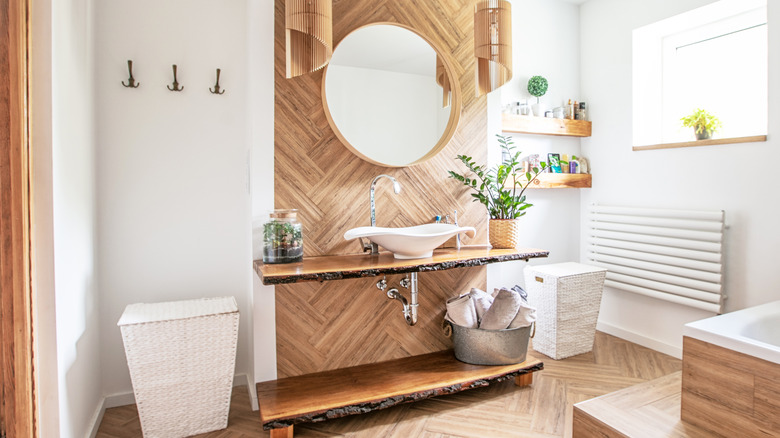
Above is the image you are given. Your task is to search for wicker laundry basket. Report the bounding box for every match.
[118,297,239,438]
[524,263,607,360]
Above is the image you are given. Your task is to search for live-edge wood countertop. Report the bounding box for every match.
[253,245,549,285]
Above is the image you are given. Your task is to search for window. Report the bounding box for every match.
[633,0,767,148]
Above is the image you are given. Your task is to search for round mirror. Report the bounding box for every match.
[322,24,461,167]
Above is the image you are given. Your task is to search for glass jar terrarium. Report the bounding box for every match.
[262,209,303,264]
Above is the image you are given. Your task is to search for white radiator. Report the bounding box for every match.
[587,205,725,313]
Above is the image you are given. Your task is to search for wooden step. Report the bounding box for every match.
[256,349,543,434]
[573,372,713,437]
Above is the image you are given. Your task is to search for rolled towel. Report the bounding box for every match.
[508,298,536,329]
[468,288,494,322]
[479,288,523,330]
[445,294,478,328]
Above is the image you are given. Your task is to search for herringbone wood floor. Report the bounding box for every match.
[96,332,682,437]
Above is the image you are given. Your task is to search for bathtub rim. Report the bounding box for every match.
[683,300,780,365]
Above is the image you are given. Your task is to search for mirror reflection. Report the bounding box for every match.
[323,24,459,167]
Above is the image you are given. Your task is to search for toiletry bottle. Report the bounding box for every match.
[568,99,575,119]
[574,101,580,119]
[570,160,579,174]
[561,154,570,173]
[579,102,587,121]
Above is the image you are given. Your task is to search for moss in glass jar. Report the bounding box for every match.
[262,210,303,264]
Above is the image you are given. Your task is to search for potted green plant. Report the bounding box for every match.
[681,108,722,140]
[448,134,546,248]
[527,75,548,117]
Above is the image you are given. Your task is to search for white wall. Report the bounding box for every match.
[579,0,780,356]
[31,0,61,435]
[50,0,104,435]
[488,0,583,293]
[94,0,253,399]
[249,0,277,384]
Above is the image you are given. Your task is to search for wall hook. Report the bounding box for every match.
[121,60,140,88]
[166,64,184,91]
[209,68,226,95]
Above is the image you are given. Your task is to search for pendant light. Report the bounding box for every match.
[285,0,333,79]
[474,0,512,95]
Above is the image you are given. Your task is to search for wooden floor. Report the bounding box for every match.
[96,332,682,438]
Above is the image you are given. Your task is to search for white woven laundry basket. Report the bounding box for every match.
[524,263,607,360]
[118,297,239,438]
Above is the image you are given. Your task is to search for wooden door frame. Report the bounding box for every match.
[1,0,37,437]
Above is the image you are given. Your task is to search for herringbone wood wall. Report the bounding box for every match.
[274,0,489,378]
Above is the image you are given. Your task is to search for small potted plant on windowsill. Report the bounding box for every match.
[681,108,722,140]
[448,135,546,249]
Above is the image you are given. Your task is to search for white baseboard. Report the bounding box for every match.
[87,398,107,438]
[103,391,136,409]
[89,373,258,437]
[597,321,682,359]
[235,373,259,411]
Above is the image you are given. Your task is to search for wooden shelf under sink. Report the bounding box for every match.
[257,349,543,435]
[253,245,549,285]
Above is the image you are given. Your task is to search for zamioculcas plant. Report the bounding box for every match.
[448,134,546,248]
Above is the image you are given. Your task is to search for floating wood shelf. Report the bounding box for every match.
[525,173,592,189]
[502,113,592,137]
[257,349,544,433]
[254,245,549,285]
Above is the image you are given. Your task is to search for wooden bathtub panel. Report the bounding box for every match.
[754,376,780,432]
[683,336,778,376]
[681,336,780,437]
[681,353,754,415]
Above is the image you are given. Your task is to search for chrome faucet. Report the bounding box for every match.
[364,174,401,254]
[443,210,461,249]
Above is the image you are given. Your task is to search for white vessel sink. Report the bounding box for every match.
[344,223,476,259]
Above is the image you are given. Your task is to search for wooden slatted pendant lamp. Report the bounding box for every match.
[285,0,333,78]
[436,55,451,107]
[474,0,512,95]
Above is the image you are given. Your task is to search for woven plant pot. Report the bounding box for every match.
[489,219,521,248]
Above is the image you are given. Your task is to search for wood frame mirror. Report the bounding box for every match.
[321,22,462,168]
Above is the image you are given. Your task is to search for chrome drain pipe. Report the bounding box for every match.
[378,273,419,326]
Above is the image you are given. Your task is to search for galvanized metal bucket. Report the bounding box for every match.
[449,322,534,365]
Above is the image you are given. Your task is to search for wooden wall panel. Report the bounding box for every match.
[1,0,36,435]
[274,0,489,377]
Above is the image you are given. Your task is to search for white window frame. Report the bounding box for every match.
[632,0,767,148]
